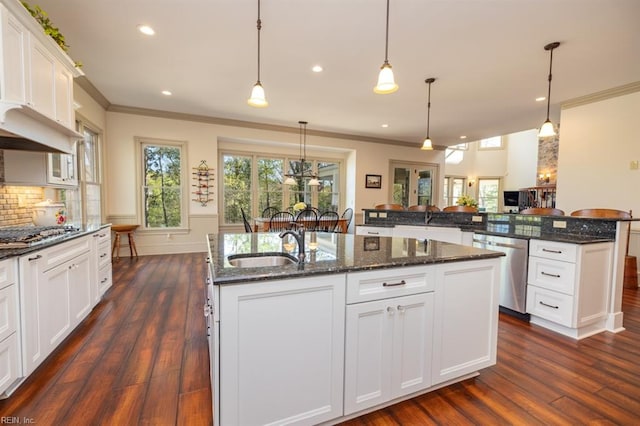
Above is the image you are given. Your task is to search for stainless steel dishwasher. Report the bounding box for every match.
[472,233,529,318]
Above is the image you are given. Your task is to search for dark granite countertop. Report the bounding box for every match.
[0,224,111,261]
[472,229,613,244]
[207,232,504,285]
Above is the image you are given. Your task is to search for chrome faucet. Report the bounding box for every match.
[279,223,306,263]
[426,211,433,224]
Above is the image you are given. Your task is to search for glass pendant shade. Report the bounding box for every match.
[247,82,268,107]
[308,177,320,186]
[284,176,296,185]
[374,63,398,94]
[421,137,433,150]
[538,119,556,137]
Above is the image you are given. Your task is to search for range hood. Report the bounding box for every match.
[0,103,81,154]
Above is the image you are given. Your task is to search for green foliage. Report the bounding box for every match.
[143,146,182,228]
[21,2,69,52]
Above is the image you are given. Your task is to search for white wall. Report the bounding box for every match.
[504,129,538,190]
[105,111,444,253]
[556,90,640,225]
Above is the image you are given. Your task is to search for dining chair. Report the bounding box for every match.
[269,211,294,231]
[569,208,631,219]
[317,211,340,232]
[442,205,478,213]
[340,208,354,232]
[520,207,565,216]
[295,209,318,231]
[261,206,279,218]
[241,208,253,233]
[375,203,404,210]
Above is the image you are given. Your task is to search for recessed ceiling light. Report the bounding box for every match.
[312,65,323,73]
[161,90,172,96]
[536,96,546,102]
[460,135,467,139]
[138,25,155,36]
[381,124,389,128]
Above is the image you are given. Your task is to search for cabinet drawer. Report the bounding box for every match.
[0,285,17,342]
[0,259,16,290]
[526,285,574,327]
[0,333,21,395]
[356,226,394,237]
[347,265,435,303]
[527,256,576,295]
[97,240,111,269]
[39,236,91,271]
[98,265,112,295]
[92,228,111,244]
[529,239,577,263]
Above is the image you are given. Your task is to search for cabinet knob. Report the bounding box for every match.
[386,306,395,315]
[397,305,405,312]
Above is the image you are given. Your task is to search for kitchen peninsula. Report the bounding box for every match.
[206,232,503,425]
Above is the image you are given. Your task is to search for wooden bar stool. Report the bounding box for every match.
[112,224,139,259]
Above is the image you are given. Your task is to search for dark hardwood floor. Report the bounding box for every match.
[1,253,639,425]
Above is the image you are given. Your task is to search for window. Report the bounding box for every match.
[444,143,467,164]
[478,136,503,150]
[139,139,187,229]
[221,152,342,226]
[81,126,101,225]
[477,178,500,212]
[443,177,466,206]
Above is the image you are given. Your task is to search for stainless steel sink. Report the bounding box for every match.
[227,252,298,267]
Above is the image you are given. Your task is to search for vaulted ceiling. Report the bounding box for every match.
[33,0,640,147]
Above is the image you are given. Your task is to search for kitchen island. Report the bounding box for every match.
[206,232,503,425]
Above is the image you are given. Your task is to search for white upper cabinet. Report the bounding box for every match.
[0,5,27,103]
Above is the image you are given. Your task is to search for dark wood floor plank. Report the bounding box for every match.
[1,254,639,426]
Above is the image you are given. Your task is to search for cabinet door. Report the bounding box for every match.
[0,333,20,395]
[432,259,500,385]
[68,252,91,327]
[344,299,393,415]
[27,34,56,118]
[47,149,78,186]
[390,292,434,399]
[54,61,73,127]
[40,261,72,355]
[219,275,345,426]
[0,6,27,103]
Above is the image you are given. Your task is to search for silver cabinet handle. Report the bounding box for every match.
[542,248,562,254]
[28,255,42,261]
[368,231,380,235]
[100,277,108,284]
[541,271,561,278]
[383,280,406,287]
[539,301,559,309]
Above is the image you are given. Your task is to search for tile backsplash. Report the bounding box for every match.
[0,186,45,227]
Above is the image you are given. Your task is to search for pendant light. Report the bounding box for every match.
[421,78,436,150]
[247,0,268,107]
[285,121,320,186]
[373,0,398,94]
[538,41,560,137]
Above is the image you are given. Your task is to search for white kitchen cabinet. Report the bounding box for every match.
[0,4,27,104]
[92,227,112,300]
[19,235,92,375]
[0,258,20,397]
[344,292,434,415]
[526,239,613,339]
[217,275,345,426]
[393,225,465,245]
[26,33,55,119]
[432,258,500,385]
[356,225,394,236]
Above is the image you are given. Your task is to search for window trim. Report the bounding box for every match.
[136,137,189,232]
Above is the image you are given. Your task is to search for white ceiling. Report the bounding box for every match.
[32,0,640,147]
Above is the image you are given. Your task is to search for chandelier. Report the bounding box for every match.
[284,121,320,186]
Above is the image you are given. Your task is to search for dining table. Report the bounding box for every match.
[253,217,348,233]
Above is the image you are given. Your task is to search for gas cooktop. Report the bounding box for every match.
[0,225,81,248]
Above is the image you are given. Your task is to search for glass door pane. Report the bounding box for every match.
[392,167,410,207]
[416,169,432,206]
[392,163,437,208]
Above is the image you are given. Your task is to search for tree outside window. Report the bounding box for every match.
[142,142,184,228]
[223,155,252,224]
[478,178,500,212]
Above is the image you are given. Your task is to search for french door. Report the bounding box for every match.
[390,162,438,208]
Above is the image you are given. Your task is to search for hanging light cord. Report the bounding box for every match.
[426,81,432,138]
[544,42,560,121]
[256,0,262,83]
[383,0,391,64]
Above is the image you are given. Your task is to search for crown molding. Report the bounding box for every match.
[75,76,111,110]
[562,81,640,110]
